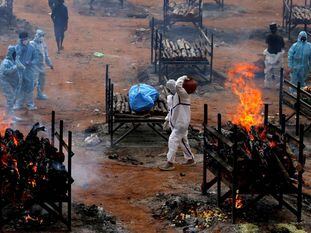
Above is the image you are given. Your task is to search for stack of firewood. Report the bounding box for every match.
[168,1,200,18]
[161,38,209,60]
[113,86,169,115]
[292,6,311,21]
[0,123,71,222]
[207,123,302,191]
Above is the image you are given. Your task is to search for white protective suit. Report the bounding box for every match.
[30,29,53,99]
[166,76,194,163]
[263,48,284,88]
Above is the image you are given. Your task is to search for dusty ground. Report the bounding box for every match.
[0,0,311,232]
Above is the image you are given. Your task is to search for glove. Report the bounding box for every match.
[16,63,26,70]
[163,121,169,131]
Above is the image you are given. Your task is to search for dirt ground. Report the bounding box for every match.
[0,0,311,232]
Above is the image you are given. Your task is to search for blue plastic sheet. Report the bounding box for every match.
[129,84,159,113]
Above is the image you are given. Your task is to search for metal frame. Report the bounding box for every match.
[163,0,203,28]
[105,65,168,147]
[282,0,311,40]
[202,103,305,223]
[150,17,214,83]
[279,68,311,135]
[0,111,74,231]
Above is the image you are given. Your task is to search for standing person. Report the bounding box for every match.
[30,29,54,100]
[48,0,58,10]
[0,46,24,121]
[263,23,285,88]
[159,76,195,171]
[51,0,68,53]
[288,31,311,90]
[14,31,39,111]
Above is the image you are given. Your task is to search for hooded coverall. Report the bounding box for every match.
[0,46,20,115]
[166,76,194,163]
[288,31,311,89]
[14,38,39,109]
[30,29,53,99]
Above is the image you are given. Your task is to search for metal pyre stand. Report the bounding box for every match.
[279,68,311,135]
[105,65,168,147]
[282,0,311,40]
[0,111,74,230]
[202,104,305,223]
[150,17,214,83]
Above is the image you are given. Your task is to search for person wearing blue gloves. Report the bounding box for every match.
[14,31,39,110]
[288,31,311,90]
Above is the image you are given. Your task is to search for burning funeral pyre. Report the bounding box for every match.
[203,64,305,222]
[0,122,72,226]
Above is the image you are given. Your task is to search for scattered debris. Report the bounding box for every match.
[84,133,101,146]
[152,194,228,231]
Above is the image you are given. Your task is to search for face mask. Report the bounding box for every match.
[301,36,307,42]
[22,39,28,45]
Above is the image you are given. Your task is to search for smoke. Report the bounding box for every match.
[71,144,105,189]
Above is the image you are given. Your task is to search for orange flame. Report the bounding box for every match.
[235,192,243,209]
[13,136,18,146]
[24,214,43,224]
[227,190,244,209]
[28,179,36,188]
[226,63,263,131]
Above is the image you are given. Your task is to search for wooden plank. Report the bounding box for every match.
[205,126,234,147]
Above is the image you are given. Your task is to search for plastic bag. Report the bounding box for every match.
[129,84,159,113]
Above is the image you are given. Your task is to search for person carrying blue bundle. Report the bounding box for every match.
[288,31,311,91]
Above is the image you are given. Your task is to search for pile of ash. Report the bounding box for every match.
[152,193,228,232]
[1,203,125,233]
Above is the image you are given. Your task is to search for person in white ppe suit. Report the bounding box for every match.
[30,29,54,100]
[263,23,285,88]
[159,76,195,171]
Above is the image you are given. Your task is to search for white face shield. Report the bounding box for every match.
[35,30,45,43]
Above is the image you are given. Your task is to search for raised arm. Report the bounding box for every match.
[175,75,189,100]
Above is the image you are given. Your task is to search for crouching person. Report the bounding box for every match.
[159,75,196,171]
[0,46,24,121]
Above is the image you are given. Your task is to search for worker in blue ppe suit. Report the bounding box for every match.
[14,31,39,110]
[159,76,195,171]
[30,29,54,100]
[0,46,24,121]
[288,31,311,90]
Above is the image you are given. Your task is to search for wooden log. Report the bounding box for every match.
[125,95,130,113]
[116,93,122,113]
